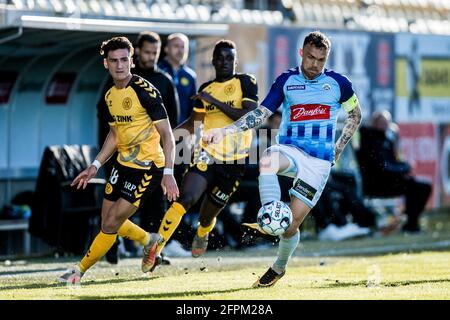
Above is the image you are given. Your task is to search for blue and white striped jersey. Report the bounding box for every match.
[262,67,359,162]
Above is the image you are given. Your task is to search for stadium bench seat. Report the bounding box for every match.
[0,219,31,256]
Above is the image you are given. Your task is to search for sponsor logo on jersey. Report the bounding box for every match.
[124,182,137,192]
[212,187,230,202]
[287,85,305,91]
[290,104,330,121]
[112,115,133,122]
[205,100,235,111]
[122,97,132,110]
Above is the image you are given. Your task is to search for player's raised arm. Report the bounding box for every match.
[203,64,287,145]
[202,105,272,144]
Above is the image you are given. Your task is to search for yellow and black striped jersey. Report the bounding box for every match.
[98,75,168,169]
[194,73,258,161]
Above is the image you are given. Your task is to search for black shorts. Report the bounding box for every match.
[188,159,246,208]
[103,161,163,208]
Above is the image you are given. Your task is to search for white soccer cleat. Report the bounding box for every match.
[58,266,84,285]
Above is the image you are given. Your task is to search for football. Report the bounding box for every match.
[257,200,293,236]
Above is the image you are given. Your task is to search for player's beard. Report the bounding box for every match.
[301,64,319,80]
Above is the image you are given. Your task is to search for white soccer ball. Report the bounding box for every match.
[257,200,293,236]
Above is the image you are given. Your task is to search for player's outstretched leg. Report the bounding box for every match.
[241,150,291,241]
[252,196,307,288]
[259,172,281,205]
[57,230,117,284]
[155,202,187,256]
[240,173,282,241]
[258,148,293,203]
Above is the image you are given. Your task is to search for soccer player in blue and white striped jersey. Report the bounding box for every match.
[203,31,362,287]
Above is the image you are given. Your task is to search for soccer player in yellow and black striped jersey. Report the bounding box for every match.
[147,39,258,270]
[58,36,179,284]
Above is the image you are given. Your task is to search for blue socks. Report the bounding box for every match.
[258,174,281,205]
[272,231,300,274]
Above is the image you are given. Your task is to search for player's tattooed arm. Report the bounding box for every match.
[228,105,273,133]
[202,105,272,144]
[334,104,362,161]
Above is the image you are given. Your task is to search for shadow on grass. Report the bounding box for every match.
[301,244,450,258]
[0,275,163,291]
[319,278,450,289]
[78,286,254,300]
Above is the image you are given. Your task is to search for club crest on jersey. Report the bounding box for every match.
[122,97,132,110]
[224,84,236,96]
[322,83,331,91]
[180,77,189,86]
[290,104,331,121]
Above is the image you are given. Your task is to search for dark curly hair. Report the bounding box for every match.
[100,36,134,58]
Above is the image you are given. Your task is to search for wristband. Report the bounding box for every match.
[92,159,102,171]
[163,168,174,175]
